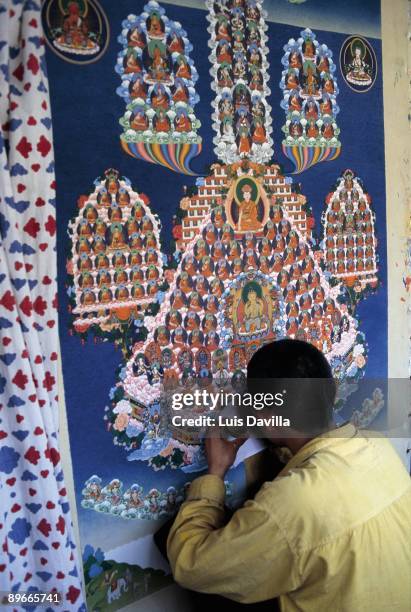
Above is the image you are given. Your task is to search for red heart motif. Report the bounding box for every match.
[31,164,40,172]
[40,470,49,478]
[34,355,43,364]
[16,414,24,423]
[6,478,16,486]
[28,395,36,402]
[14,261,23,270]
[42,276,52,285]
[28,488,37,497]
[21,349,29,358]
[56,571,65,579]
[40,558,48,566]
[0,431,7,440]
[27,116,37,125]
[17,183,26,193]
[2,337,11,346]
[0,565,6,573]
[29,18,38,27]
[11,504,21,513]
[39,243,48,251]
[47,320,55,328]
[41,100,48,110]
[34,426,43,435]
[37,518,52,537]
[25,263,33,272]
[39,399,46,407]
[35,197,45,207]
[24,572,32,582]
[51,542,60,550]
[19,548,28,556]
[46,501,55,509]
[24,83,31,92]
[50,352,58,361]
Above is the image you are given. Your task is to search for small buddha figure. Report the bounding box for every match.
[56,1,96,52]
[303,39,315,58]
[252,117,266,144]
[150,46,171,82]
[154,109,171,132]
[109,226,127,250]
[307,119,319,138]
[97,271,111,287]
[92,237,106,255]
[188,292,203,312]
[323,76,334,94]
[151,84,169,110]
[272,253,283,272]
[172,326,187,346]
[166,310,182,329]
[212,241,225,260]
[78,220,92,238]
[167,31,184,54]
[204,224,217,245]
[260,238,271,257]
[172,79,189,103]
[84,205,98,223]
[175,56,191,79]
[112,252,126,268]
[77,237,91,255]
[317,55,330,73]
[205,331,219,351]
[217,41,232,64]
[185,312,200,331]
[146,232,157,248]
[146,249,158,265]
[129,251,142,266]
[125,51,143,74]
[210,278,224,297]
[205,295,218,314]
[303,64,319,96]
[175,111,192,132]
[178,272,192,293]
[155,326,170,346]
[248,47,261,67]
[217,260,230,280]
[116,285,129,301]
[79,273,94,291]
[147,266,159,281]
[216,18,231,41]
[171,289,186,309]
[96,255,109,270]
[108,207,122,222]
[290,121,303,138]
[320,96,332,115]
[232,257,243,275]
[130,267,143,283]
[228,241,240,260]
[260,256,270,274]
[202,314,217,333]
[81,290,96,306]
[289,92,302,112]
[98,191,111,206]
[130,76,147,99]
[322,122,334,139]
[217,65,233,88]
[300,292,312,311]
[128,27,146,49]
[195,275,209,296]
[200,256,214,277]
[147,13,164,38]
[265,221,276,241]
[286,72,299,90]
[189,330,204,348]
[289,51,302,69]
[99,287,113,304]
[131,110,149,131]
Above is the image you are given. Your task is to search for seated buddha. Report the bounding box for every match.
[131,110,148,131]
[175,112,192,132]
[236,184,261,232]
[147,14,164,38]
[175,57,191,79]
[154,110,171,132]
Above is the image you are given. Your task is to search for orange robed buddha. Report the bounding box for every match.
[175,113,192,132]
[236,184,261,232]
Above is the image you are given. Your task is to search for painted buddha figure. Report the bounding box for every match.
[242,288,264,333]
[154,109,171,132]
[109,226,127,250]
[131,109,148,131]
[128,27,146,49]
[56,1,97,52]
[147,13,164,38]
[236,184,261,232]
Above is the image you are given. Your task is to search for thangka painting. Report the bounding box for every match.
[46,0,387,609]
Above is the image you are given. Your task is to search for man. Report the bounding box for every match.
[167,339,411,611]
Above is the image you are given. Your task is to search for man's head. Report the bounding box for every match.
[247,339,336,439]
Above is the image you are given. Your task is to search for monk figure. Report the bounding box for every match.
[175,112,191,132]
[131,110,148,131]
[155,110,171,132]
[236,184,260,231]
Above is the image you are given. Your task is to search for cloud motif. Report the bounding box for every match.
[0,445,20,474]
[8,517,32,545]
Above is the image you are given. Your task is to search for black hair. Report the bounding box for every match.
[247,339,336,435]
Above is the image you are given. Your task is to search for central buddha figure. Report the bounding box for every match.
[236,184,260,232]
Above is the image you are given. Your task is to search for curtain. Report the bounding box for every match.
[0,1,85,608]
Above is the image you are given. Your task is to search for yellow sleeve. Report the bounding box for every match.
[167,474,299,603]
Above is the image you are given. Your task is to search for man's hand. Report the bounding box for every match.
[205,434,247,479]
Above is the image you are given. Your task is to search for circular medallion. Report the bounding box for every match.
[42,0,109,65]
[340,35,377,93]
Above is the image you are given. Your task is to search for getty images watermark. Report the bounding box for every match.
[171,388,290,429]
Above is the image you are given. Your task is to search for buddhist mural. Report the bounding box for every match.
[280,28,341,173]
[207,0,274,164]
[42,0,109,64]
[66,169,165,353]
[115,0,202,174]
[321,169,379,305]
[106,161,368,471]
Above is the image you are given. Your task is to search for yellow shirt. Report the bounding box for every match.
[167,424,411,611]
